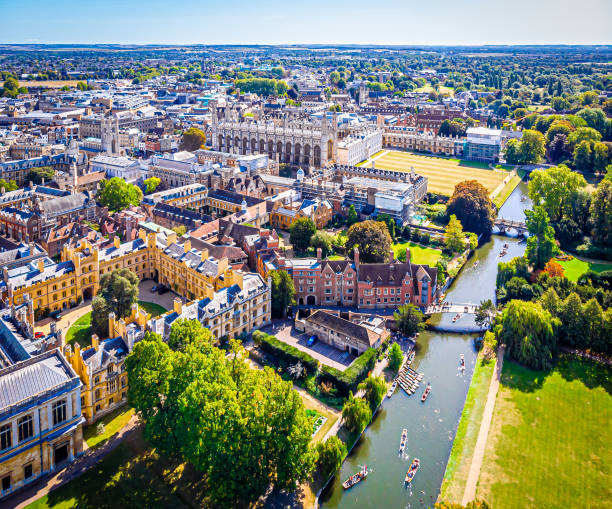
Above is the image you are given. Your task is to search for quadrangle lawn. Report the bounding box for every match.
[557,256,612,282]
[476,356,612,509]
[393,241,442,267]
[361,150,510,197]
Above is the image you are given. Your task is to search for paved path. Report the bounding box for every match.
[461,346,505,506]
[35,302,92,336]
[10,415,140,509]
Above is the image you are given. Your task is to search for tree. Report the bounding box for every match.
[568,127,601,148]
[576,107,607,135]
[358,375,386,412]
[315,436,346,480]
[435,500,491,509]
[99,268,140,319]
[388,343,404,372]
[528,165,587,221]
[91,296,110,338]
[347,204,358,226]
[525,206,559,269]
[590,179,612,246]
[126,331,315,508]
[394,304,425,336]
[270,270,296,318]
[0,179,18,192]
[342,395,372,433]
[310,230,334,258]
[446,180,494,236]
[346,220,392,263]
[549,134,570,163]
[77,81,88,91]
[97,177,143,212]
[26,166,55,185]
[518,129,546,164]
[377,214,396,241]
[445,214,466,253]
[543,260,564,278]
[498,300,559,370]
[168,318,214,351]
[475,299,497,329]
[558,292,585,347]
[592,142,609,174]
[179,127,206,151]
[143,176,161,194]
[573,140,593,173]
[503,138,521,164]
[290,217,316,252]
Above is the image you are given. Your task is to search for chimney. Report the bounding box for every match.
[50,322,56,334]
[406,247,411,264]
[389,249,394,262]
[113,235,120,249]
[37,258,45,273]
[317,247,322,262]
[92,334,99,352]
[354,247,359,267]
[173,297,182,315]
[183,239,192,253]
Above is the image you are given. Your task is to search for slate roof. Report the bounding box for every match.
[40,193,93,217]
[82,337,128,372]
[207,189,262,207]
[0,350,80,416]
[306,310,381,348]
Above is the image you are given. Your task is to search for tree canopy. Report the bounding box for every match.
[270,270,296,318]
[346,220,392,263]
[341,394,372,433]
[394,304,425,336]
[180,127,207,151]
[126,328,316,507]
[91,268,139,338]
[97,177,143,212]
[590,179,612,247]
[388,342,404,372]
[445,214,466,253]
[528,165,587,221]
[447,180,494,236]
[525,206,559,269]
[143,176,161,194]
[289,217,316,252]
[27,166,55,185]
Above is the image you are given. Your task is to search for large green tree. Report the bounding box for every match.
[310,230,334,257]
[289,217,316,252]
[143,176,161,194]
[97,177,143,212]
[179,127,206,151]
[315,436,346,480]
[525,206,559,269]
[497,300,559,370]
[590,179,612,246]
[99,268,140,318]
[341,395,372,434]
[358,375,387,412]
[126,329,315,508]
[528,165,587,221]
[387,342,404,372]
[346,220,392,263]
[27,166,55,185]
[270,270,296,318]
[446,180,494,236]
[445,214,466,253]
[168,318,214,351]
[394,304,425,336]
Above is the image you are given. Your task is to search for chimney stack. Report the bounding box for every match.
[354,247,360,267]
[406,247,411,264]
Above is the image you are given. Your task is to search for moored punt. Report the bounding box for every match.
[387,381,397,398]
[399,428,408,453]
[343,465,368,489]
[405,458,420,484]
[408,351,415,364]
[421,384,431,402]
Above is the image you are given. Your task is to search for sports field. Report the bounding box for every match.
[359,150,510,197]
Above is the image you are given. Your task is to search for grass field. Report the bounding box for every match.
[492,174,522,208]
[20,80,80,88]
[476,356,612,509]
[83,406,135,449]
[557,256,612,282]
[66,301,167,348]
[393,241,442,267]
[360,151,509,197]
[439,351,496,503]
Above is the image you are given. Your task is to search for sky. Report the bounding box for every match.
[1,0,611,46]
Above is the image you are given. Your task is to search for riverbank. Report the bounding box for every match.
[438,350,496,503]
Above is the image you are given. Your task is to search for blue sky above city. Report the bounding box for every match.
[1,0,611,45]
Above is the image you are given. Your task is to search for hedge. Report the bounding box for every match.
[318,348,377,397]
[253,331,320,374]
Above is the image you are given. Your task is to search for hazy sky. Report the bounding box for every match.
[1,0,611,45]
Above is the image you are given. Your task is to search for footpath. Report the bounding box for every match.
[461,346,505,505]
[8,415,140,509]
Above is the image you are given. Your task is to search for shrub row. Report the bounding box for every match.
[253,331,320,374]
[318,348,377,397]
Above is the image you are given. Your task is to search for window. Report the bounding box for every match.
[18,414,33,442]
[0,424,11,450]
[108,379,117,393]
[107,365,113,374]
[24,464,33,480]
[52,400,67,426]
[1,475,10,492]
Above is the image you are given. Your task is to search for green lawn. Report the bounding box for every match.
[358,150,507,197]
[66,301,167,348]
[83,406,135,449]
[26,432,208,509]
[476,356,612,509]
[439,351,496,503]
[493,174,522,208]
[557,256,612,282]
[393,241,442,267]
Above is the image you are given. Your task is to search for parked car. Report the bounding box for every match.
[34,332,44,339]
[151,284,161,293]
[157,285,169,295]
[307,335,317,347]
[49,310,62,321]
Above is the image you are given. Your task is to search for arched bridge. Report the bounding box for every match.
[493,218,527,237]
[424,303,478,315]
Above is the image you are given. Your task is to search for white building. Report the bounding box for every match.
[337,129,383,166]
[90,155,144,183]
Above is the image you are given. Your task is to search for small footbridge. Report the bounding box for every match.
[493,218,527,237]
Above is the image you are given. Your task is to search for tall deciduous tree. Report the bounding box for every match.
[528,165,587,221]
[27,166,55,184]
[388,342,404,372]
[99,268,140,318]
[97,177,143,212]
[310,230,334,257]
[346,220,392,263]
[518,129,546,163]
[525,206,559,269]
[447,180,494,237]
[270,270,296,318]
[445,214,466,253]
[180,127,206,151]
[289,217,316,252]
[315,436,346,480]
[143,176,161,194]
[168,318,214,351]
[347,204,358,226]
[394,304,425,336]
[358,375,387,412]
[341,395,372,433]
[590,179,612,246]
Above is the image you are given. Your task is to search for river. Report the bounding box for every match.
[320,181,531,509]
